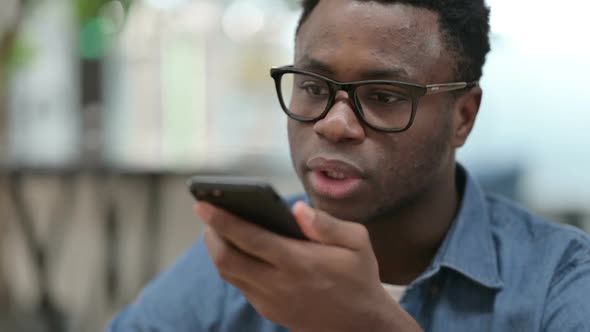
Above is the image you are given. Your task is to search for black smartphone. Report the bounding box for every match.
[187,176,306,240]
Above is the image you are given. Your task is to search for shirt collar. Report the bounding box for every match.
[413,164,504,290]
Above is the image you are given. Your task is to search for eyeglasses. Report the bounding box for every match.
[270,65,478,133]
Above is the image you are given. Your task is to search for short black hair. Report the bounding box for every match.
[296,0,491,82]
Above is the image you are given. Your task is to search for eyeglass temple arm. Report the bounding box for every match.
[425,81,479,95]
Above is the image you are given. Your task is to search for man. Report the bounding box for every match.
[110,0,590,331]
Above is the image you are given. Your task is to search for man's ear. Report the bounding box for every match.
[452,87,482,148]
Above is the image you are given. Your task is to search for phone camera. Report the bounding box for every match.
[212,189,223,197]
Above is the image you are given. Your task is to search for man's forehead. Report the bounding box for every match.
[295,0,449,82]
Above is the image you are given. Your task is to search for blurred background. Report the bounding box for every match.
[0,0,588,331]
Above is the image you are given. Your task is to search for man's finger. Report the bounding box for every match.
[291,201,369,250]
[203,226,275,291]
[196,202,300,265]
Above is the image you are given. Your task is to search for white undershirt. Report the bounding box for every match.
[382,283,407,302]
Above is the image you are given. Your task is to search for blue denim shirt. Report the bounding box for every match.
[109,167,590,331]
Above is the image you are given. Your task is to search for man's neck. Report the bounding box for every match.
[367,164,461,285]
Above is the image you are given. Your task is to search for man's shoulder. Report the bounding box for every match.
[482,194,590,329]
[484,193,590,275]
[109,240,228,330]
[109,238,287,332]
[486,194,590,243]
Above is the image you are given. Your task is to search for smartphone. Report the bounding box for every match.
[187,176,306,239]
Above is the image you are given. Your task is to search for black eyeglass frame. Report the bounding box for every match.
[270,65,479,133]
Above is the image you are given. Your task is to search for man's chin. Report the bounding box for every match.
[307,193,372,224]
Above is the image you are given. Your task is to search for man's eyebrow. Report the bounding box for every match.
[297,57,335,75]
[360,68,411,81]
[296,56,411,81]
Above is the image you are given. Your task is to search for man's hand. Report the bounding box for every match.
[195,201,422,332]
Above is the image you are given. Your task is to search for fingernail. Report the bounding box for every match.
[300,202,315,224]
[195,202,213,223]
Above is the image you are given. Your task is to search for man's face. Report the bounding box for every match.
[289,0,462,222]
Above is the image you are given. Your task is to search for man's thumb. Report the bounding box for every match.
[291,201,366,249]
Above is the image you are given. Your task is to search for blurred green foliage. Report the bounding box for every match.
[0,0,133,74]
[77,0,132,59]
[3,37,35,77]
[80,17,111,59]
[75,0,132,24]
[0,0,29,82]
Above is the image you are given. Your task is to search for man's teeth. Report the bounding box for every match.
[324,170,346,180]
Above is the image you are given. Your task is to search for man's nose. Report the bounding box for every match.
[312,92,366,144]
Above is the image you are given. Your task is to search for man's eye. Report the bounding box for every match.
[300,82,328,96]
[368,91,402,104]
